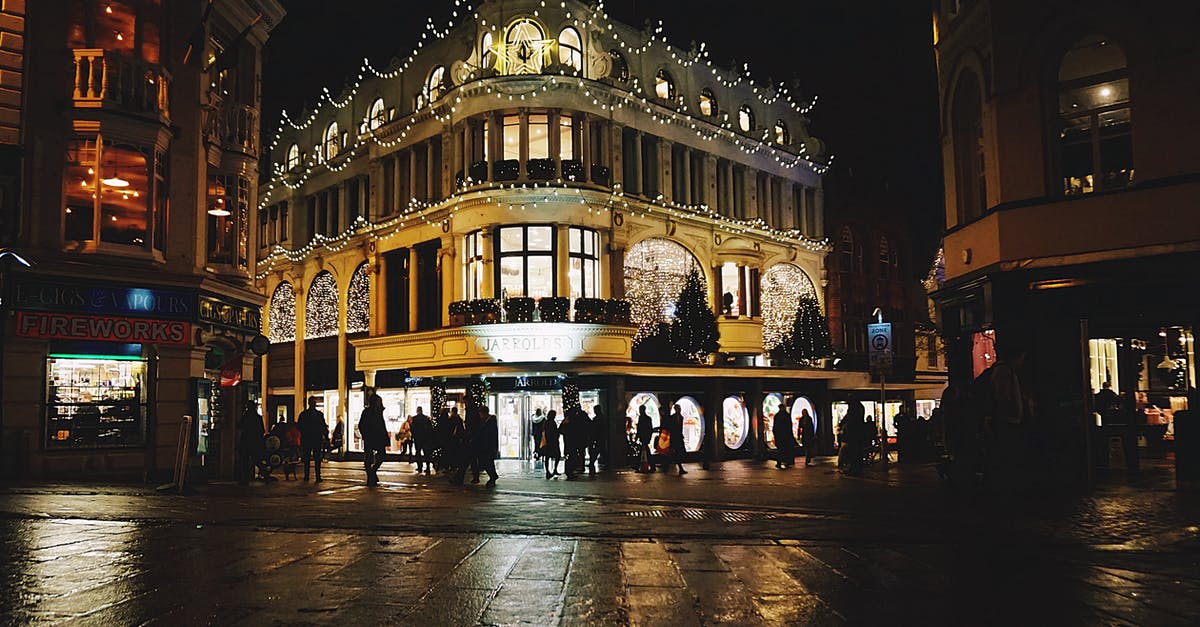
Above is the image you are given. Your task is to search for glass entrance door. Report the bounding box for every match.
[492,391,563,459]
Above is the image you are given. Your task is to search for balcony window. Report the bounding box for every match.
[425,65,446,104]
[69,0,162,64]
[558,27,582,71]
[64,138,158,251]
[206,174,248,268]
[720,262,749,317]
[559,114,575,160]
[464,230,485,300]
[1057,37,1132,195]
[655,69,675,100]
[502,114,521,160]
[569,227,599,299]
[699,89,716,117]
[498,225,555,299]
[528,113,550,159]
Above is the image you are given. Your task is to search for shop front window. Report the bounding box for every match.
[498,225,554,299]
[723,395,749,449]
[625,392,661,439]
[568,227,599,299]
[64,138,157,250]
[46,355,148,449]
[676,396,704,453]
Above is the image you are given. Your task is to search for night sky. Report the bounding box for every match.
[261,0,943,276]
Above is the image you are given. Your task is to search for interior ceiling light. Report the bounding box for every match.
[102,173,129,187]
[207,200,231,217]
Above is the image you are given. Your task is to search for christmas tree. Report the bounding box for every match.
[667,267,721,363]
[774,295,833,366]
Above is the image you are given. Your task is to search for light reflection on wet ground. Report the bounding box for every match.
[1,459,1197,624]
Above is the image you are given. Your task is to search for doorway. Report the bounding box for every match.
[493,392,562,459]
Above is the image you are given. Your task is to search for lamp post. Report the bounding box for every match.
[869,307,890,470]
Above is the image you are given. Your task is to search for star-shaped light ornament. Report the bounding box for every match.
[491,19,554,75]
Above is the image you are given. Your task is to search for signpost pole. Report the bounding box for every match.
[868,309,891,471]
[879,374,888,469]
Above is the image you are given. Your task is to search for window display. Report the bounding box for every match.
[46,357,147,449]
[722,395,749,449]
[676,396,704,453]
[762,393,783,449]
[626,392,661,438]
[791,397,816,444]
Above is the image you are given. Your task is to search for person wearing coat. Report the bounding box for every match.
[540,409,562,478]
[359,394,388,486]
[635,405,655,473]
[773,405,797,469]
[410,407,433,474]
[473,408,499,486]
[296,396,328,482]
[662,404,688,475]
[799,408,817,467]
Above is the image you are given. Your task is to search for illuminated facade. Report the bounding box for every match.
[259,0,838,461]
[0,0,285,479]
[932,0,1198,480]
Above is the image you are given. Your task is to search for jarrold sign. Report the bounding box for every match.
[475,333,579,360]
[16,311,190,345]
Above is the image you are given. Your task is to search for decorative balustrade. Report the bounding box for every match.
[207,103,259,157]
[72,49,169,119]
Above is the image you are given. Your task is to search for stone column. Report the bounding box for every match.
[631,131,643,196]
[408,248,419,331]
[660,138,674,203]
[293,276,307,421]
[480,227,495,298]
[439,235,456,327]
[372,253,386,336]
[407,147,418,205]
[551,111,563,179]
[580,113,591,183]
[682,147,693,206]
[705,377,726,466]
[748,378,765,460]
[609,122,624,190]
[556,223,571,298]
[336,269,349,434]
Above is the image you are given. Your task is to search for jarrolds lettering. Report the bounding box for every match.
[16,312,190,345]
[477,335,576,353]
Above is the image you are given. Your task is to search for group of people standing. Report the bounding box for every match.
[633,403,689,475]
[361,396,500,487]
[532,406,608,479]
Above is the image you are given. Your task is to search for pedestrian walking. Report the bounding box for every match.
[359,394,388,486]
[397,414,413,460]
[773,404,796,468]
[530,407,546,463]
[636,405,654,473]
[444,408,469,485]
[663,403,688,475]
[474,408,499,486]
[465,404,481,483]
[237,405,266,485]
[411,406,433,474]
[329,417,345,458]
[587,405,606,474]
[800,408,816,467]
[297,396,328,482]
[563,407,589,479]
[540,409,562,478]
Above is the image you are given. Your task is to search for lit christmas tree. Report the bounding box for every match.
[774,295,833,366]
[668,267,721,363]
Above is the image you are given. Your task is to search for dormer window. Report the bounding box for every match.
[323,122,339,161]
[655,69,675,100]
[285,143,300,170]
[774,121,789,145]
[368,98,387,130]
[738,105,754,132]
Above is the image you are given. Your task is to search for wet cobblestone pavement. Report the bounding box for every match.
[2,459,1198,625]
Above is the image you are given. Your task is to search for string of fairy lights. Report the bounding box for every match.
[759,263,818,352]
[268,283,296,344]
[346,263,372,334]
[254,180,830,282]
[259,0,834,213]
[304,272,340,340]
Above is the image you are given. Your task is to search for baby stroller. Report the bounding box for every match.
[260,433,302,480]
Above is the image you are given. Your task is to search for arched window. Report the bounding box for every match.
[1057,36,1131,195]
[623,237,701,340]
[305,271,338,340]
[699,89,716,117]
[655,69,675,100]
[840,226,862,272]
[481,31,495,71]
[951,71,985,223]
[558,27,582,71]
[608,49,629,82]
[368,98,387,130]
[774,121,789,145]
[760,263,818,352]
[285,143,300,170]
[425,65,446,103]
[738,105,754,132]
[347,262,371,334]
[503,18,548,75]
[268,283,296,344]
[879,235,891,278]
[323,122,339,161]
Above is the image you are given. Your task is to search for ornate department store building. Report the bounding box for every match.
[259,0,842,461]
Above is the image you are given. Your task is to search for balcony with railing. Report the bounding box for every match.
[72,49,170,121]
[206,103,260,158]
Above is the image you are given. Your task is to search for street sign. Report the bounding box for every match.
[868,322,893,372]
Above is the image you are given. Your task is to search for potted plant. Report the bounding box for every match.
[574,297,605,323]
[538,296,570,322]
[448,300,469,326]
[505,297,535,323]
[605,298,632,325]
[469,298,501,324]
